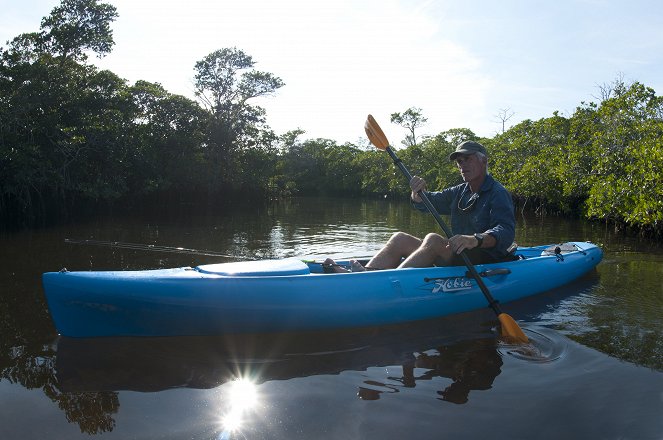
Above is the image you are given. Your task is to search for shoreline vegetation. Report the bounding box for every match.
[1,0,661,237]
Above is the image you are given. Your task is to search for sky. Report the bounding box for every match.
[2,0,663,145]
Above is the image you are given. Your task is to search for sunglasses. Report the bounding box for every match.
[458,189,479,212]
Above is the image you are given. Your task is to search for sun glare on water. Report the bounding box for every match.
[218,377,260,437]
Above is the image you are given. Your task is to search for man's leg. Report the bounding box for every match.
[399,233,453,268]
[365,232,423,269]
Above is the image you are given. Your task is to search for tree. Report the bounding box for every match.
[489,114,570,212]
[494,108,515,134]
[0,0,126,222]
[418,128,478,190]
[390,107,428,147]
[39,0,118,61]
[128,81,209,193]
[193,48,284,188]
[583,81,663,228]
[193,48,284,146]
[353,150,393,195]
[593,72,626,102]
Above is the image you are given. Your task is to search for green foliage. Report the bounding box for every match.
[127,80,209,193]
[485,81,663,232]
[192,47,284,187]
[488,113,570,212]
[1,0,662,236]
[274,135,364,196]
[390,107,428,147]
[417,128,477,190]
[352,150,394,195]
[40,0,118,61]
[1,49,132,214]
[584,87,663,228]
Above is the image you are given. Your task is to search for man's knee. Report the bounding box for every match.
[388,231,417,245]
[422,233,447,247]
[387,232,422,254]
[421,233,452,262]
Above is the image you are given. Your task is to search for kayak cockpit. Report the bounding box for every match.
[190,242,595,278]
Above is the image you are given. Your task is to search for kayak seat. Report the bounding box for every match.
[195,258,310,276]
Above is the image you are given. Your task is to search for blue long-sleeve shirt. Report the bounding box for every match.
[412,174,516,260]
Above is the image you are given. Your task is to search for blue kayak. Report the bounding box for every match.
[42,242,602,337]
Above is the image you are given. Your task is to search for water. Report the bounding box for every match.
[1,197,662,439]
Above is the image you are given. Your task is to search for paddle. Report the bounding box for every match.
[364,114,529,343]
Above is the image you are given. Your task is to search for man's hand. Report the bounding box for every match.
[447,234,480,254]
[409,176,426,203]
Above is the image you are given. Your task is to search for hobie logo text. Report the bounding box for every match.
[432,277,473,293]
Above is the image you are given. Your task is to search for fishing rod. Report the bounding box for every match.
[64,238,257,259]
[65,239,376,267]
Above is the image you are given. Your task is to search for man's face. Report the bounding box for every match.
[455,154,485,182]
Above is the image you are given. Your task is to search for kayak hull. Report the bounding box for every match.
[42,242,603,337]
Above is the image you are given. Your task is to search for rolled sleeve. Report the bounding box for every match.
[483,188,515,254]
[411,189,455,215]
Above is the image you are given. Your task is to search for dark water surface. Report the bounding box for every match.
[1,197,662,439]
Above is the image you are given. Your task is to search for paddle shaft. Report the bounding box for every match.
[384,146,504,316]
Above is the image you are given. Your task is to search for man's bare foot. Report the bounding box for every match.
[322,258,366,273]
[323,258,348,273]
[349,260,366,272]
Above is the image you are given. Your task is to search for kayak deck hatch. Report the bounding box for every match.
[195,258,310,276]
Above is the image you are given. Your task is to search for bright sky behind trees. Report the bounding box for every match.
[2,0,662,144]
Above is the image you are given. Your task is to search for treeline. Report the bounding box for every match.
[1,0,661,236]
[378,82,663,236]
[488,80,662,235]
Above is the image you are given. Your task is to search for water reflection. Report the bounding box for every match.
[54,313,500,392]
[54,391,119,435]
[2,196,663,438]
[53,319,514,435]
[3,344,119,435]
[217,377,260,436]
[357,338,502,404]
[0,338,119,435]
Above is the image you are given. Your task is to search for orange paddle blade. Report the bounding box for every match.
[498,313,529,343]
[364,115,390,150]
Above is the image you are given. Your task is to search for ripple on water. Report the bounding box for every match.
[498,326,568,363]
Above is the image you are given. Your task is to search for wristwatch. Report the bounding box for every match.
[474,233,485,248]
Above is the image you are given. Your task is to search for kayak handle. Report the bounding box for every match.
[467,268,512,278]
[423,268,511,283]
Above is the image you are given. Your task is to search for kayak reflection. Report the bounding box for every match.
[56,332,384,392]
[57,327,503,407]
[54,324,507,434]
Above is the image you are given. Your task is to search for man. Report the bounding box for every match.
[325,140,515,272]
